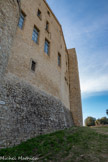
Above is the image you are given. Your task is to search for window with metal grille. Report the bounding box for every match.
[44,39,50,55]
[32,26,39,44]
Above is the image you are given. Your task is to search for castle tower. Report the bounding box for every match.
[68,48,83,126]
[0,0,20,81]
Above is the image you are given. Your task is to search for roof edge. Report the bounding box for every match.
[43,0,61,28]
[43,0,67,52]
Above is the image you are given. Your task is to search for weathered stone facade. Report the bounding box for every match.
[68,49,83,126]
[0,0,82,148]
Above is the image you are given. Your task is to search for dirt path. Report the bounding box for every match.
[91,126,108,135]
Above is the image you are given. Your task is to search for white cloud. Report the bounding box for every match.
[81,75,108,94]
[62,14,108,97]
[46,0,108,97]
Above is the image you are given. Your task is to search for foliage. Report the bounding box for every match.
[95,119,101,125]
[95,117,108,125]
[85,116,96,126]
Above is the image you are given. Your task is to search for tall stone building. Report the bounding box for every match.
[0,0,83,148]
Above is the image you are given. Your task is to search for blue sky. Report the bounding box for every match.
[46,0,108,123]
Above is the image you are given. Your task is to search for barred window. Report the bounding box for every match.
[32,27,39,44]
[44,39,50,55]
[18,11,25,29]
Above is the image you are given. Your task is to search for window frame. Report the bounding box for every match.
[37,9,42,20]
[47,10,50,16]
[44,39,50,55]
[18,10,26,29]
[58,53,61,67]
[31,60,36,72]
[32,26,40,44]
[45,21,49,32]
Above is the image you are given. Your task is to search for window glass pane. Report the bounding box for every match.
[18,13,25,29]
[44,40,49,55]
[32,27,39,43]
[58,53,61,66]
[37,9,42,19]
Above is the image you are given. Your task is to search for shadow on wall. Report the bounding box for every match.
[0,74,73,148]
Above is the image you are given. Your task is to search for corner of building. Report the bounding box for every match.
[68,48,83,126]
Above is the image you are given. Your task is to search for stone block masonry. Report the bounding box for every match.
[0,75,73,148]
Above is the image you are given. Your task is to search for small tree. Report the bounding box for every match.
[95,117,108,125]
[100,117,108,125]
[85,117,96,126]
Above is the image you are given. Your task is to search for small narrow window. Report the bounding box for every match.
[47,11,50,16]
[44,39,50,55]
[18,11,26,29]
[58,53,61,67]
[31,60,36,72]
[37,9,42,20]
[32,26,39,44]
[45,21,49,32]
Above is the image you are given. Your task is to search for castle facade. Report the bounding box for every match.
[0,0,83,148]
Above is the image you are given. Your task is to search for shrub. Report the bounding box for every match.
[85,117,96,126]
[100,117,108,125]
[95,117,108,125]
[95,119,101,125]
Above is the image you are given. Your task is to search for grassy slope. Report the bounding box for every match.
[0,127,108,162]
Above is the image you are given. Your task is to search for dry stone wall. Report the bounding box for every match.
[0,74,73,148]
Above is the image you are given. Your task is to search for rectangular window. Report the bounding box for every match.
[31,60,36,72]
[44,39,50,55]
[45,21,49,32]
[37,9,42,20]
[32,26,39,44]
[18,11,25,29]
[58,53,61,67]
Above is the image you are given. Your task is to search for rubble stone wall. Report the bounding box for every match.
[0,75,73,148]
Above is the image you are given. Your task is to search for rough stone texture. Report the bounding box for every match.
[68,48,83,126]
[0,0,19,81]
[0,75,73,148]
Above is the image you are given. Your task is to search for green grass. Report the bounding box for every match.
[0,127,108,162]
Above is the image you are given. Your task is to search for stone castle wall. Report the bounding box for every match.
[0,0,82,148]
[6,0,70,109]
